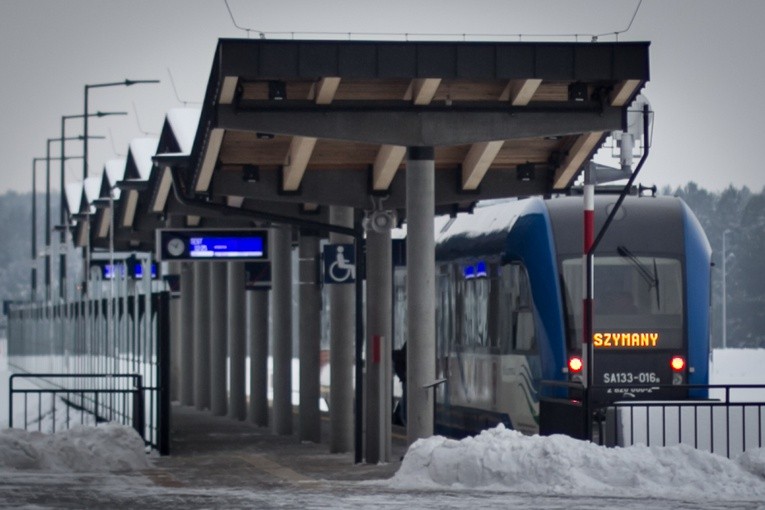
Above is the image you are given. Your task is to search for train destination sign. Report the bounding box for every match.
[593,332,660,348]
[157,229,269,261]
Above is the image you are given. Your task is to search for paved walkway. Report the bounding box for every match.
[149,403,407,489]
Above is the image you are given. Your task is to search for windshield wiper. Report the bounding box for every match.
[617,245,660,307]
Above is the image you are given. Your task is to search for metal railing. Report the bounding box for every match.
[540,382,765,458]
[7,287,170,454]
[593,384,765,458]
[9,373,144,440]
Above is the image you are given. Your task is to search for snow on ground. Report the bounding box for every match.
[0,423,150,472]
[390,424,765,502]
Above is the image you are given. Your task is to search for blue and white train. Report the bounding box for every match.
[394,193,712,437]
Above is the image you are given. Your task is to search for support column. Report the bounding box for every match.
[329,206,354,453]
[228,262,247,420]
[168,259,181,402]
[364,222,393,463]
[406,147,436,444]
[298,232,321,443]
[210,262,228,416]
[248,288,269,426]
[193,262,211,410]
[179,261,195,406]
[272,225,293,435]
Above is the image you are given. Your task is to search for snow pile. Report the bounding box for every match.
[391,425,765,501]
[0,423,150,472]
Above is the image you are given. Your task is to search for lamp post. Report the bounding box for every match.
[60,111,126,299]
[722,229,732,349]
[45,135,103,301]
[83,79,159,180]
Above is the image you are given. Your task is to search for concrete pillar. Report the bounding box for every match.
[248,289,269,427]
[179,261,194,406]
[329,206,354,453]
[228,262,247,420]
[406,147,436,444]
[168,260,181,402]
[298,232,321,443]
[272,225,293,435]
[193,262,211,410]
[364,223,393,463]
[210,262,228,416]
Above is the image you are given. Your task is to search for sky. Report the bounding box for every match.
[1,0,764,197]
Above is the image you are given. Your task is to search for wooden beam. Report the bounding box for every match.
[553,131,604,189]
[152,166,173,213]
[461,141,505,190]
[281,78,341,191]
[219,76,239,105]
[500,79,543,106]
[311,77,341,105]
[283,136,318,191]
[195,128,224,193]
[226,196,244,208]
[610,79,641,107]
[373,145,406,191]
[408,78,442,105]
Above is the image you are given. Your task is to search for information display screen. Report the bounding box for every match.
[157,229,269,261]
[188,235,265,258]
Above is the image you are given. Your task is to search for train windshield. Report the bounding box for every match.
[561,255,684,349]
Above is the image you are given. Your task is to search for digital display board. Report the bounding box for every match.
[157,229,269,261]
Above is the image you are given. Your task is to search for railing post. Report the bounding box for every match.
[132,375,145,441]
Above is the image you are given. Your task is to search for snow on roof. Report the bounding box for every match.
[64,182,83,213]
[166,108,200,154]
[434,197,529,245]
[128,137,158,180]
[103,159,126,188]
[390,424,765,502]
[83,176,101,203]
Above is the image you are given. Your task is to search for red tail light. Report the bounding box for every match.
[670,356,686,372]
[568,356,583,373]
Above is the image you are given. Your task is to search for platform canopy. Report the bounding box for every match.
[152,39,650,231]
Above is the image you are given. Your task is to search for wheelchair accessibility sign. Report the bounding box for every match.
[323,244,355,284]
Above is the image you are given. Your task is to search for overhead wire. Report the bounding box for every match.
[223,0,642,42]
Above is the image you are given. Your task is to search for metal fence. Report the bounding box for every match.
[9,373,145,437]
[7,284,170,454]
[541,382,765,459]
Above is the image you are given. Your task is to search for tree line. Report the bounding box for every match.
[1,185,763,347]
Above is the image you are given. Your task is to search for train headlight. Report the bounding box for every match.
[568,356,583,374]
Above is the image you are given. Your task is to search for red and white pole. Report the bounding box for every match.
[582,165,595,389]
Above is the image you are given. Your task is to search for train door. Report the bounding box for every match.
[496,262,542,434]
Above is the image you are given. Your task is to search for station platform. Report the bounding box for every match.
[146,403,408,490]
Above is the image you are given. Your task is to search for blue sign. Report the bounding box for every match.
[323,244,355,284]
[157,229,269,261]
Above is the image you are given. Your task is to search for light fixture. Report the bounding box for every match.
[242,165,260,182]
[269,81,286,100]
[568,82,587,102]
[516,162,535,182]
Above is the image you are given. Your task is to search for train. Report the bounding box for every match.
[393,192,712,437]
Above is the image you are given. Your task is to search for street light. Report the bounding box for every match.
[722,229,733,349]
[60,111,126,299]
[83,79,159,180]
[45,135,103,301]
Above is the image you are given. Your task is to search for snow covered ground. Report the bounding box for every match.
[1,342,765,509]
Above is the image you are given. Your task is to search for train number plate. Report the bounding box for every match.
[603,372,660,384]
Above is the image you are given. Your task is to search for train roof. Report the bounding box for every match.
[434,194,703,261]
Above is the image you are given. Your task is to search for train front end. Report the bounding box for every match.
[548,195,711,405]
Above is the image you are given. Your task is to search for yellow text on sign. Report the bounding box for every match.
[593,332,659,348]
